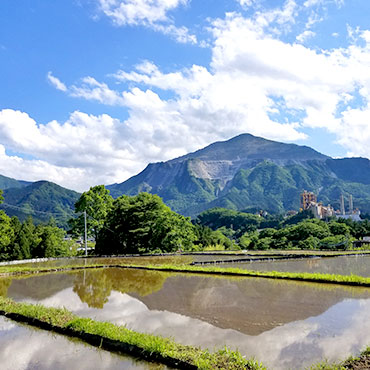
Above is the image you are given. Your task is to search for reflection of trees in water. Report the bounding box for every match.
[0,278,11,297]
[73,269,113,309]
[73,268,169,309]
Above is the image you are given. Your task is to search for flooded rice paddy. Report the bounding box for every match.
[0,315,166,370]
[216,255,370,277]
[1,259,370,370]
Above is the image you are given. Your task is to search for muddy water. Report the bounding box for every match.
[18,255,193,268]
[0,316,166,370]
[2,267,370,369]
[220,255,370,277]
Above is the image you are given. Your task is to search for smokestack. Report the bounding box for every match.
[340,194,345,215]
[349,194,353,214]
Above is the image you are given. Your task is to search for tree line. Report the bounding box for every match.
[195,207,370,250]
[0,190,74,261]
[69,185,233,254]
[1,185,370,262]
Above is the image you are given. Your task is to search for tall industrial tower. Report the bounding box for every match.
[340,194,345,215]
[349,194,353,214]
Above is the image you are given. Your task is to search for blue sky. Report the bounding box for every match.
[0,0,370,191]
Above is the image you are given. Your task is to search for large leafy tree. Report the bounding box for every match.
[0,189,14,260]
[0,210,14,261]
[71,185,113,240]
[96,192,197,255]
[33,223,67,257]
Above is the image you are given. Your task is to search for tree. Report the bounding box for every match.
[96,193,197,255]
[328,221,351,237]
[71,185,113,240]
[0,211,14,261]
[195,208,261,236]
[33,224,67,257]
[285,220,331,243]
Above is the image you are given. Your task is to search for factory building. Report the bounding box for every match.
[299,191,360,221]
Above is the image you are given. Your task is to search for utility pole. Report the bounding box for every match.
[84,210,88,256]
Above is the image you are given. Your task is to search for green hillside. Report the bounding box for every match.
[0,181,80,228]
[0,174,30,190]
[198,161,370,215]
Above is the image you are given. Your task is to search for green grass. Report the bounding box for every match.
[308,346,370,369]
[0,296,264,370]
[131,264,370,287]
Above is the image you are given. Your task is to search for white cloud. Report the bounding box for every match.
[96,0,197,44]
[98,0,188,25]
[297,29,316,43]
[237,0,258,7]
[47,72,67,92]
[0,110,139,191]
[70,77,126,105]
[304,0,344,7]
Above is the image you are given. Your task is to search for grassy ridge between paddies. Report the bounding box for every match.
[123,264,370,287]
[0,296,264,370]
[310,346,370,370]
[1,261,370,287]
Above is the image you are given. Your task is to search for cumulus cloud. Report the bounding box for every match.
[0,110,139,191]
[96,0,196,44]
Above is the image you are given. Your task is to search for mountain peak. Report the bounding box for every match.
[172,133,329,163]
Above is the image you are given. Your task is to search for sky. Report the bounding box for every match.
[0,0,370,192]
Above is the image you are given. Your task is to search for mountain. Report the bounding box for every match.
[0,174,31,190]
[0,180,80,228]
[107,133,370,216]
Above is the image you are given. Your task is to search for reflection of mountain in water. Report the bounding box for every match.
[132,275,370,335]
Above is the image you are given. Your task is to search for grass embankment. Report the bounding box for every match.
[0,263,107,277]
[127,264,370,287]
[1,261,370,287]
[0,296,264,370]
[310,347,370,369]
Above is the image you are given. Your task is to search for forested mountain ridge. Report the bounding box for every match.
[0,180,80,227]
[107,134,370,216]
[0,174,31,190]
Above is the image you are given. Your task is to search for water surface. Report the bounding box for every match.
[0,316,165,370]
[219,255,370,277]
[18,255,192,269]
[2,267,370,369]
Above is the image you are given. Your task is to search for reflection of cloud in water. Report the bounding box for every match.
[0,318,16,332]
[26,288,370,370]
[0,316,155,370]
